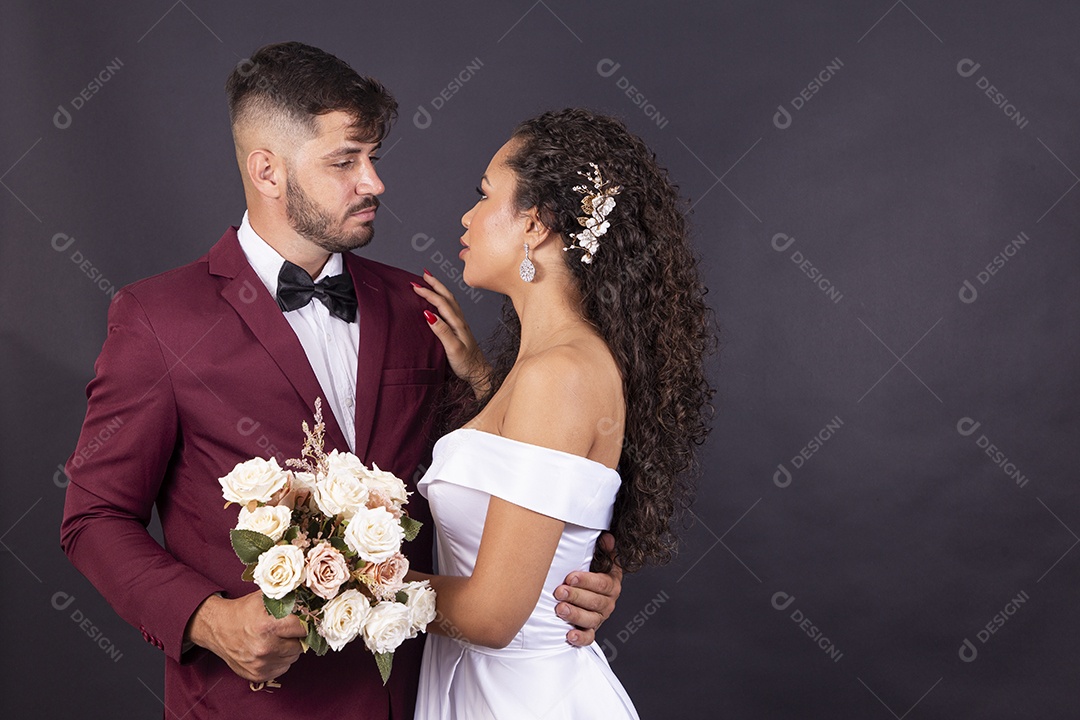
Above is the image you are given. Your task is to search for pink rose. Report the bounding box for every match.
[362,552,409,600]
[304,542,350,600]
[365,488,402,518]
[270,473,311,510]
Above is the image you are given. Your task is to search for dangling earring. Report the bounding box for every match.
[519,243,536,282]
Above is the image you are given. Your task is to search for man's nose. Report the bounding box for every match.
[358,163,384,196]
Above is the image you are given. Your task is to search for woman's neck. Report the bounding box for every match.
[509,278,590,360]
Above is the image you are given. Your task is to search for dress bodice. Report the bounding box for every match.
[417,428,622,650]
[415,428,638,719]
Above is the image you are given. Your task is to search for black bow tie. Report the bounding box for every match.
[275,260,358,323]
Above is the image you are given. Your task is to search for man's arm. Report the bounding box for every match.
[60,290,223,661]
[60,290,304,679]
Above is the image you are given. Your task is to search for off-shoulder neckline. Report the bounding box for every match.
[442,428,620,474]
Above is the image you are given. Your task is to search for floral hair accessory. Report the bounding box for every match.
[565,162,621,264]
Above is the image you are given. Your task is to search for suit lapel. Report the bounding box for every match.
[209,229,350,451]
[347,253,389,462]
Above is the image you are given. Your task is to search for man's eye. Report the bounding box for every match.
[475,186,487,200]
[334,160,354,168]
[370,155,381,164]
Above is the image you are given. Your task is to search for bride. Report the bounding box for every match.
[408,108,714,718]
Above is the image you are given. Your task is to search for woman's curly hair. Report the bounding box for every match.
[451,108,717,573]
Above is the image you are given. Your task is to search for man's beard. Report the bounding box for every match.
[285,179,379,253]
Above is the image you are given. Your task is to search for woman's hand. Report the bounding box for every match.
[412,270,491,398]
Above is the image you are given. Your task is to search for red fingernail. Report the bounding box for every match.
[424,310,437,325]
[410,281,422,289]
[424,268,432,276]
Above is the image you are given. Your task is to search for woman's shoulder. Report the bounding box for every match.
[499,338,623,460]
[514,339,619,405]
[523,329,619,378]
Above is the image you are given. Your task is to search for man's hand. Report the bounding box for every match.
[185,591,307,682]
[554,532,623,647]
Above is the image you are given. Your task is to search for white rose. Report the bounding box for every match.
[291,471,317,493]
[219,457,289,505]
[319,588,371,652]
[252,544,305,599]
[235,505,293,542]
[326,449,369,476]
[313,462,369,520]
[402,580,437,637]
[362,600,412,654]
[363,463,410,507]
[343,506,404,563]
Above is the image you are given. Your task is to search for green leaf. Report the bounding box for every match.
[395,590,409,604]
[241,563,256,583]
[298,618,310,653]
[283,525,299,543]
[293,587,326,615]
[375,651,394,685]
[263,591,296,619]
[329,536,349,554]
[400,515,422,542]
[230,529,275,565]
[306,620,329,656]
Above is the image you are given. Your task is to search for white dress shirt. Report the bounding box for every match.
[236,212,360,452]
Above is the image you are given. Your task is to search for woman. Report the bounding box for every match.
[408,108,714,718]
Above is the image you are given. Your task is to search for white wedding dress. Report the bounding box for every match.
[415,428,639,719]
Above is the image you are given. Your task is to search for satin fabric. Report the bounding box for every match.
[415,429,639,719]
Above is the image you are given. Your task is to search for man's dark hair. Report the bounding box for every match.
[225,41,397,143]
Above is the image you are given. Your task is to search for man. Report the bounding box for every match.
[61,41,620,718]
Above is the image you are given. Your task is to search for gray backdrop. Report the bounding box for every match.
[2,1,1077,717]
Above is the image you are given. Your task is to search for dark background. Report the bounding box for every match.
[3,1,1078,717]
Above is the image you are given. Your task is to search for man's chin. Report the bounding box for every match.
[316,230,374,254]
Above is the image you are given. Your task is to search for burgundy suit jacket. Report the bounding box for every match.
[61,228,446,719]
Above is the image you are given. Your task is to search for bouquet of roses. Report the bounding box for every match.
[218,399,436,685]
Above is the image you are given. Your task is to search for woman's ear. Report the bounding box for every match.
[246,149,284,200]
[522,207,554,249]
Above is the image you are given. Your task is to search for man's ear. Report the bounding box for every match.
[246,149,284,200]
[522,208,554,249]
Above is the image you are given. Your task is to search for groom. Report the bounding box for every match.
[61,41,620,719]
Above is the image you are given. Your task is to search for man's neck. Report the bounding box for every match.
[248,212,331,279]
